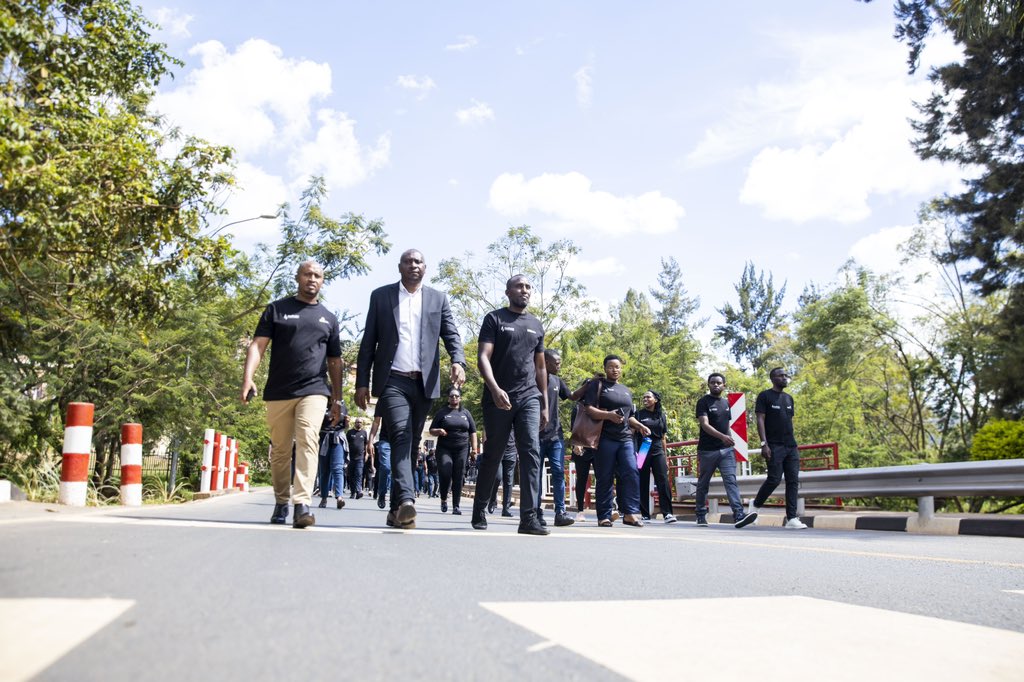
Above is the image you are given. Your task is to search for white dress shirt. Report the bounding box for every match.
[392,284,423,373]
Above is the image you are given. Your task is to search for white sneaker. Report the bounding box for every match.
[784,517,808,529]
[663,514,677,524]
[575,512,586,523]
[748,499,759,515]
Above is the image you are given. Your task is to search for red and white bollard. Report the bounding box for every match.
[119,423,143,506]
[728,392,751,476]
[236,461,250,492]
[226,437,237,491]
[210,432,222,492]
[218,433,229,490]
[200,428,214,493]
[59,402,94,506]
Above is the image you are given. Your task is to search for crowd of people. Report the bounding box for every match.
[241,250,805,533]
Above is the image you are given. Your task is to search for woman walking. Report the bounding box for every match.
[636,390,677,523]
[429,388,478,514]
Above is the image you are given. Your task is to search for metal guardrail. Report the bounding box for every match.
[679,458,1024,521]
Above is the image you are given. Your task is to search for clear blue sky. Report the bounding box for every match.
[140,1,963,344]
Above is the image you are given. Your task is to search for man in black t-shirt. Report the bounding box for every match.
[346,419,369,498]
[471,274,550,536]
[241,260,343,529]
[751,367,807,529]
[539,349,574,526]
[695,373,757,529]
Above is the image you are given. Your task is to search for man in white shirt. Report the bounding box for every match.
[356,249,466,529]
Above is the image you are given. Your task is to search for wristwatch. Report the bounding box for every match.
[759,441,767,447]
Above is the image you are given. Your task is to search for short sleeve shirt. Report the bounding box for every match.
[635,408,667,454]
[254,297,341,401]
[346,429,368,458]
[430,406,477,451]
[540,375,571,442]
[755,389,797,446]
[478,308,545,404]
[695,394,731,451]
[588,379,635,442]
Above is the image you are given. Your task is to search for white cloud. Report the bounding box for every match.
[567,256,624,277]
[489,171,685,236]
[396,74,437,99]
[455,99,495,125]
[152,7,193,38]
[686,28,964,223]
[153,39,332,156]
[574,63,593,108]
[217,162,288,246]
[848,225,917,274]
[289,110,391,188]
[445,35,478,51]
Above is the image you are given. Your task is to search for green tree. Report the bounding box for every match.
[714,262,787,371]
[971,419,1024,460]
[434,225,594,341]
[649,257,702,334]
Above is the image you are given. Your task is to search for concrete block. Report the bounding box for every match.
[905,516,961,536]
[810,514,859,531]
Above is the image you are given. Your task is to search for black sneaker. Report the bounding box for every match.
[318,498,327,509]
[471,512,487,530]
[518,511,550,536]
[452,507,462,515]
[292,504,315,529]
[554,513,575,527]
[441,500,448,513]
[735,511,758,528]
[395,501,417,529]
[377,497,386,509]
[696,515,709,527]
[270,503,288,524]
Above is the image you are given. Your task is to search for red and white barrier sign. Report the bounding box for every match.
[218,433,229,490]
[119,423,143,506]
[210,432,222,492]
[227,437,237,490]
[200,428,214,493]
[236,461,250,492]
[59,402,94,506]
[728,392,748,463]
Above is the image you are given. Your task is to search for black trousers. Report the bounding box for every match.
[437,445,468,505]
[378,374,433,511]
[488,455,516,511]
[473,395,542,515]
[638,450,674,517]
[574,450,595,511]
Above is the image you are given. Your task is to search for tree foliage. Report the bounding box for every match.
[649,257,703,334]
[714,262,786,371]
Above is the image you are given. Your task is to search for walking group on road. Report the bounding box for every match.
[240,250,806,533]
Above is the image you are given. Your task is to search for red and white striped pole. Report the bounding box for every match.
[218,434,229,490]
[59,402,94,506]
[210,432,222,492]
[120,423,143,506]
[237,461,250,492]
[227,437,237,491]
[200,428,214,493]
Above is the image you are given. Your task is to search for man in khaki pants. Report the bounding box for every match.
[241,261,343,528]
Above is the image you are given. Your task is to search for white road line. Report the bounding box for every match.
[0,598,134,682]
[1004,589,1024,595]
[525,640,558,653]
[481,596,1024,682]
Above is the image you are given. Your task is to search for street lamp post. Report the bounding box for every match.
[208,212,279,238]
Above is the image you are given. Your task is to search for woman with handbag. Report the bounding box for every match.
[576,355,646,527]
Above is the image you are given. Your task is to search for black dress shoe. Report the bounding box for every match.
[356,491,363,499]
[318,498,327,509]
[518,510,550,536]
[538,512,548,527]
[471,505,487,529]
[377,497,386,509]
[501,510,514,518]
[441,500,448,513]
[386,510,396,527]
[554,513,575,527]
[292,503,315,529]
[487,503,497,515]
[336,498,345,509]
[452,507,462,515]
[395,500,416,529]
[270,503,288,524]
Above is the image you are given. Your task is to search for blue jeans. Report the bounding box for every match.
[474,395,542,515]
[540,438,566,515]
[753,443,801,519]
[318,442,345,499]
[427,472,438,496]
[696,447,743,516]
[595,435,640,520]
[375,441,391,503]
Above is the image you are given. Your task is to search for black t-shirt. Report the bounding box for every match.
[587,379,635,442]
[478,308,545,404]
[254,297,341,401]
[373,401,389,443]
[635,408,667,455]
[540,375,571,442]
[346,429,368,458]
[695,394,732,451]
[756,389,797,446]
[426,452,438,474]
[430,406,477,451]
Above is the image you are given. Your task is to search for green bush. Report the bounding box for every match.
[971,420,1024,461]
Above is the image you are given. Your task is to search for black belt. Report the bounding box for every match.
[391,370,422,379]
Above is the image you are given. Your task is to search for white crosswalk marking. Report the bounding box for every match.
[481,596,1024,681]
[0,598,135,682]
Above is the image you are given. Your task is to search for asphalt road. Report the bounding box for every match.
[2,489,1023,681]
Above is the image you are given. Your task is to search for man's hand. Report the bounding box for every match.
[719,434,735,447]
[240,380,257,404]
[539,411,549,430]
[435,428,448,437]
[355,387,370,410]
[367,441,375,457]
[638,424,652,437]
[761,444,772,461]
[450,363,466,388]
[329,401,342,426]
[491,388,512,410]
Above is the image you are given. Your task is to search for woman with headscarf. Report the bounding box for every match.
[635,390,677,523]
[429,387,479,514]
[582,354,645,527]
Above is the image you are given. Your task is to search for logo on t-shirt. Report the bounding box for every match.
[501,326,516,332]
[284,314,300,320]
[526,329,537,335]
[318,317,329,324]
